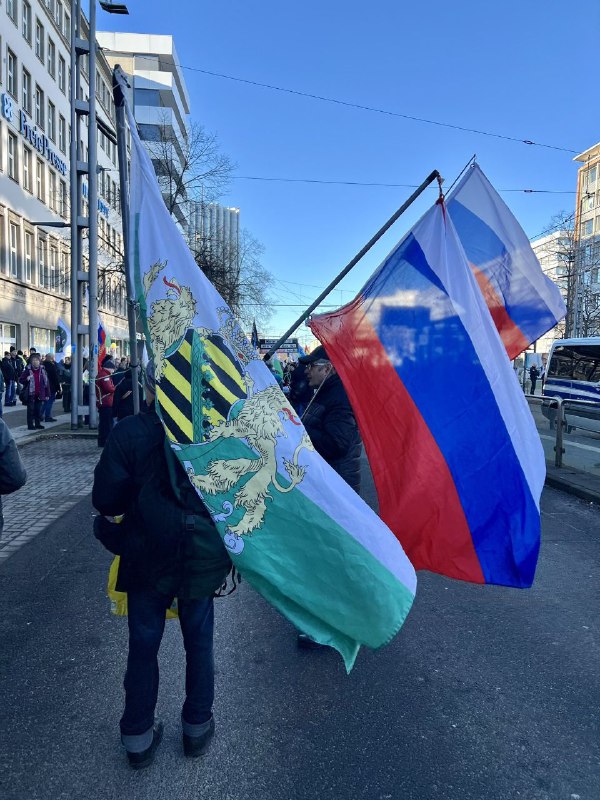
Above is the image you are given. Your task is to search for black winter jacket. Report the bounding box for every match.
[0,419,27,536]
[302,373,362,492]
[92,407,231,597]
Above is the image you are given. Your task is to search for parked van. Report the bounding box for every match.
[542,337,600,433]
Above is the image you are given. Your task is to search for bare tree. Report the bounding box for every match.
[144,115,234,224]
[190,225,274,328]
[537,212,600,337]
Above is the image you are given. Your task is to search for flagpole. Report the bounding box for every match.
[263,169,440,360]
[113,66,140,415]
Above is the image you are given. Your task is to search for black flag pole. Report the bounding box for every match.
[113,65,140,415]
[263,169,440,361]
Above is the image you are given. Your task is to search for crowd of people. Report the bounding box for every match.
[0,348,141,437]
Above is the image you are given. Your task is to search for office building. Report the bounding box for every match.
[96,32,191,232]
[0,0,128,356]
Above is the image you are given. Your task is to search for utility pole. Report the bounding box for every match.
[87,0,99,428]
[69,0,126,429]
[69,0,86,429]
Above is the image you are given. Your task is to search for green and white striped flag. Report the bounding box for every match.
[121,73,416,671]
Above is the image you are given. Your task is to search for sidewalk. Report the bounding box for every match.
[0,435,100,563]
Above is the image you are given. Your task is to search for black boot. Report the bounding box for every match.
[126,721,163,770]
[183,717,215,758]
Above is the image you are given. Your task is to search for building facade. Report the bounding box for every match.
[573,142,600,337]
[96,32,191,231]
[530,230,570,355]
[0,0,129,357]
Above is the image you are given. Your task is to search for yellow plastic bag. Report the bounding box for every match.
[107,556,179,619]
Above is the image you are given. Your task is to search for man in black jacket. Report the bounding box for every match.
[1,352,16,408]
[299,345,362,493]
[0,419,27,537]
[92,360,231,769]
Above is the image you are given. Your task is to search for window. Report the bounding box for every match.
[22,1,32,42]
[22,68,32,114]
[55,0,63,28]
[35,85,44,128]
[64,12,71,41]
[23,145,32,191]
[8,133,18,181]
[35,20,44,63]
[7,49,18,99]
[24,231,32,282]
[47,101,55,141]
[36,158,44,201]
[9,223,19,277]
[49,170,57,212]
[38,238,46,287]
[59,180,67,217]
[582,219,594,237]
[58,55,65,93]
[58,115,66,152]
[588,167,597,185]
[49,246,58,291]
[7,0,17,25]
[47,38,56,78]
[60,251,69,296]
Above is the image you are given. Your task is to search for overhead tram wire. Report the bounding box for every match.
[231,175,576,193]
[140,56,581,155]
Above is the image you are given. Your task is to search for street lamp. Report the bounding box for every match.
[99,1,129,12]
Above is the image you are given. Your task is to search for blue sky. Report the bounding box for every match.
[100,0,599,347]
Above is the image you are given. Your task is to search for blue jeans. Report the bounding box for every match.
[43,392,56,420]
[120,589,215,737]
[5,380,15,406]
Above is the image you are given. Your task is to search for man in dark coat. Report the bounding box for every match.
[1,352,16,407]
[0,418,27,537]
[92,360,231,769]
[299,345,362,493]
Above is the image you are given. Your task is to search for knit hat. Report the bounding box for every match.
[102,357,115,370]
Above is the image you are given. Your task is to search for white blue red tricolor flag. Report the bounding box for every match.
[310,199,545,588]
[447,163,566,359]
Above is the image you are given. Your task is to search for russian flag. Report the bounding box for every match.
[98,319,111,365]
[447,164,566,359]
[310,200,545,587]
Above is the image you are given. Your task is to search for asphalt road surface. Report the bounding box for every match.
[0,486,598,800]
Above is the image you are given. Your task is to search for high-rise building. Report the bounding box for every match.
[0,0,128,356]
[96,32,191,231]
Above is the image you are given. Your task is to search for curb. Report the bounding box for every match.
[17,428,98,447]
[545,475,600,506]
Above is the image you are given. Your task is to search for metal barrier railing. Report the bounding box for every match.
[525,395,600,468]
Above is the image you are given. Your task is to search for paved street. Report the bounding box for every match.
[0,438,598,800]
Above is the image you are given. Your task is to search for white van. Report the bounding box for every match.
[542,337,600,433]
